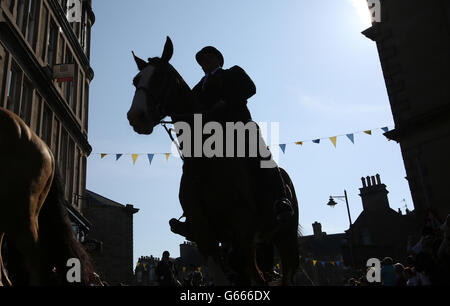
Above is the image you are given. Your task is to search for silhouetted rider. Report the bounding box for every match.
[169,46,294,239]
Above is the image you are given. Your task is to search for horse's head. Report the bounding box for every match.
[127,37,176,135]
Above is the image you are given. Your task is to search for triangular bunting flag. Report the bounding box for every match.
[346,134,355,144]
[313,260,317,266]
[131,154,139,165]
[321,261,326,267]
[331,261,335,266]
[335,261,340,267]
[295,141,303,146]
[116,154,123,161]
[382,127,389,133]
[165,153,171,161]
[329,136,337,148]
[147,154,154,165]
[312,139,320,144]
[101,154,108,159]
[279,144,286,154]
[364,130,372,135]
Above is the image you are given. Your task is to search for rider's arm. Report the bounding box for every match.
[225,66,256,101]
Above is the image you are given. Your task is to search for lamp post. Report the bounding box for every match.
[327,190,356,268]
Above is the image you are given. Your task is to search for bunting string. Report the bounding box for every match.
[89,126,392,165]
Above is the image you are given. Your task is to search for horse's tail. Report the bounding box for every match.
[38,166,94,285]
[277,167,300,285]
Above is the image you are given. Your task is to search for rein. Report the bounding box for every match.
[161,121,185,161]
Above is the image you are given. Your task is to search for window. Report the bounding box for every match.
[64,48,73,106]
[19,76,33,126]
[77,74,84,118]
[40,5,49,62]
[41,103,52,147]
[52,118,61,159]
[35,94,42,136]
[16,0,28,35]
[84,21,91,58]
[47,19,58,69]
[6,61,22,113]
[59,128,68,187]
[73,148,80,207]
[0,47,8,108]
[71,66,78,113]
[66,138,75,202]
[83,81,89,130]
[26,0,40,50]
[8,0,16,12]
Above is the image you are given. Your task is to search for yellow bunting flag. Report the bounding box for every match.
[329,136,337,148]
[364,130,372,135]
[182,267,186,273]
[197,267,202,272]
[313,260,317,266]
[165,153,171,161]
[295,141,303,146]
[132,154,139,165]
[136,262,140,267]
[331,261,335,266]
[101,154,108,159]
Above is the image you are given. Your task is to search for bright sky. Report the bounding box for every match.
[87,0,412,265]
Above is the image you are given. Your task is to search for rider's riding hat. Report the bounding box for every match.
[196,46,224,67]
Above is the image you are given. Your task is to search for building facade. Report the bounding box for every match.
[297,222,348,285]
[82,190,139,285]
[0,0,95,236]
[344,175,417,267]
[362,0,450,229]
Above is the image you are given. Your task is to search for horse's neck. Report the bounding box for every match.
[166,69,198,121]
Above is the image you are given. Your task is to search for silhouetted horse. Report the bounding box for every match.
[127,37,300,285]
[0,107,94,286]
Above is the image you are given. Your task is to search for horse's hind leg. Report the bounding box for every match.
[9,211,47,286]
[275,230,299,286]
[0,233,12,286]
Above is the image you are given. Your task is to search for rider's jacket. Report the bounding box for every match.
[192,66,256,124]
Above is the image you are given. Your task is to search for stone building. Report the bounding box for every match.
[343,174,417,267]
[297,222,347,285]
[362,0,450,229]
[0,0,95,237]
[82,190,139,285]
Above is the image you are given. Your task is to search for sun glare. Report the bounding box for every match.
[349,0,372,27]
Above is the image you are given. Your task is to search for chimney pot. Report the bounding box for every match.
[376,174,381,185]
[361,177,367,187]
[371,176,376,186]
[366,176,372,186]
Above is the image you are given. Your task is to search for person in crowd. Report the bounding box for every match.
[404,267,418,286]
[380,257,396,286]
[155,251,180,286]
[394,263,407,286]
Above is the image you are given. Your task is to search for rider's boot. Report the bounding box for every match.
[169,218,195,241]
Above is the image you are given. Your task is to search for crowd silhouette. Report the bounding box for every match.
[346,215,450,286]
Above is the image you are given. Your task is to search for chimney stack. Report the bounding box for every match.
[312,222,323,238]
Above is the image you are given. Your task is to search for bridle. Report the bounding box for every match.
[136,61,185,160]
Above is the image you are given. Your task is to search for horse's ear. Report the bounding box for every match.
[132,51,147,71]
[161,36,173,63]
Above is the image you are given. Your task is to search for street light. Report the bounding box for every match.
[327,190,355,268]
[328,190,353,226]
